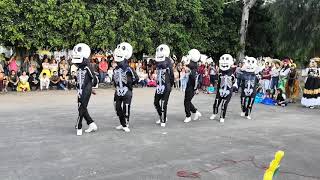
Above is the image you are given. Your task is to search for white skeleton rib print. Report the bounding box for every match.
[77,68,87,97]
[114,68,128,96]
[156,69,166,94]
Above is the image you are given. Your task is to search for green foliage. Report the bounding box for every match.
[0,0,280,61]
[270,0,320,61]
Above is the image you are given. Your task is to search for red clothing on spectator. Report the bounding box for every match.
[99,61,108,72]
[262,67,271,80]
[198,64,205,75]
[202,74,210,86]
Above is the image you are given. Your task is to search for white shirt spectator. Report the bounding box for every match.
[271,67,280,77]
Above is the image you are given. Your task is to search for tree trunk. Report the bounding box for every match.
[238,0,257,61]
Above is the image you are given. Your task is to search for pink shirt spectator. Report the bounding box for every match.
[8,59,18,73]
[99,61,108,72]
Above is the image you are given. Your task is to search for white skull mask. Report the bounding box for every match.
[182,49,201,65]
[72,43,91,64]
[243,56,258,73]
[155,44,170,62]
[114,42,133,62]
[219,54,234,71]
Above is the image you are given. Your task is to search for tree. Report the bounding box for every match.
[270,0,320,61]
[238,0,257,61]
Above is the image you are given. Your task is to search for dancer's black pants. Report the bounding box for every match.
[114,91,132,127]
[184,89,197,117]
[77,91,94,129]
[213,94,232,119]
[154,90,171,123]
[240,95,255,116]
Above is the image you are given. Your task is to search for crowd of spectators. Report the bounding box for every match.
[0,52,304,108]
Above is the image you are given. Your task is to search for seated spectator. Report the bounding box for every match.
[59,58,69,75]
[275,88,287,107]
[49,59,59,76]
[70,64,78,74]
[7,70,19,91]
[68,71,77,90]
[147,70,157,87]
[137,68,147,87]
[207,84,215,94]
[29,56,40,75]
[29,72,40,90]
[17,71,30,92]
[40,73,50,90]
[59,70,69,90]
[0,70,7,92]
[40,58,51,78]
[50,71,61,89]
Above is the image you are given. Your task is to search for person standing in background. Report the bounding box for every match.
[29,56,40,75]
[261,62,271,94]
[21,56,31,74]
[279,59,291,92]
[270,61,281,93]
[98,58,108,83]
[209,62,218,87]
[8,56,18,74]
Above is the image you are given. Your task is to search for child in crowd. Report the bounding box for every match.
[207,84,215,94]
[17,71,30,92]
[29,73,40,90]
[40,73,50,90]
[202,69,210,91]
[275,88,287,107]
[180,67,188,91]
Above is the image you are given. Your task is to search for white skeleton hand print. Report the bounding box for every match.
[244,79,255,96]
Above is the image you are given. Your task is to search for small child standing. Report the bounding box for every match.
[275,88,287,107]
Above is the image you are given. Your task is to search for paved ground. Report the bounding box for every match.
[0,88,320,180]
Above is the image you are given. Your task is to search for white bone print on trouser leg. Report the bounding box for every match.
[154,91,171,123]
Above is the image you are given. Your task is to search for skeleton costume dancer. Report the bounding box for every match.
[154,44,174,127]
[239,56,259,120]
[72,43,98,136]
[210,54,236,123]
[113,42,138,132]
[182,49,202,123]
